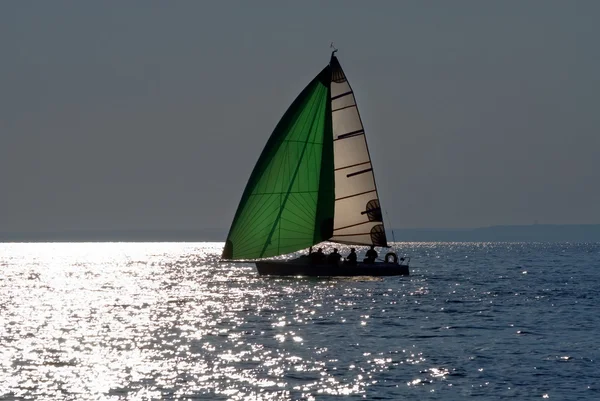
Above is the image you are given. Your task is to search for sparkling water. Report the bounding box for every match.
[1,242,598,400]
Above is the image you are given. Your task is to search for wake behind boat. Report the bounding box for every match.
[222,49,410,277]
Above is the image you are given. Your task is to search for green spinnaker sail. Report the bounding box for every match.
[222,66,334,260]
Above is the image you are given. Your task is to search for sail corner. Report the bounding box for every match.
[222,240,233,259]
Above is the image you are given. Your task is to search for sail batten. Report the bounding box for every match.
[328,55,388,247]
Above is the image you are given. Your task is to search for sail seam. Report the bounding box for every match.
[331,233,373,237]
[335,189,376,201]
[233,194,281,246]
[287,194,316,224]
[249,190,318,195]
[334,161,371,171]
[332,104,357,112]
[334,220,372,231]
[331,91,353,100]
[279,219,313,233]
[278,139,323,145]
[280,203,315,228]
[237,208,287,255]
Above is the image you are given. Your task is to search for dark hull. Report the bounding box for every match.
[255,259,409,277]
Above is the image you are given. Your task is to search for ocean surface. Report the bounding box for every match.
[1,242,599,400]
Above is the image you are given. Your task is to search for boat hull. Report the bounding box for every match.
[255,259,409,277]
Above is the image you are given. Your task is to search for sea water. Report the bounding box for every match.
[0,242,599,400]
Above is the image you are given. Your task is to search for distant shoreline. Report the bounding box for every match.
[389,224,600,242]
[1,224,600,243]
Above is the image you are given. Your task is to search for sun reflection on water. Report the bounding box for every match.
[3,242,595,399]
[1,242,424,400]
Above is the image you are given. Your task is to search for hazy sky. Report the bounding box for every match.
[1,1,599,232]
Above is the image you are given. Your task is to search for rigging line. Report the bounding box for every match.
[386,210,396,243]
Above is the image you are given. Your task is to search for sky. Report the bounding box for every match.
[1,1,599,233]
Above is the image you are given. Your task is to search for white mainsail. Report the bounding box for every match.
[328,56,388,247]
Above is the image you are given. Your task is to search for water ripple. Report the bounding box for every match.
[1,242,599,400]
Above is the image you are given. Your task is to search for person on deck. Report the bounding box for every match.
[327,248,342,265]
[311,248,325,264]
[345,248,357,265]
[364,245,378,264]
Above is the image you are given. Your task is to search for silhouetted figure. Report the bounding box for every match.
[327,248,342,265]
[364,245,378,264]
[311,248,325,264]
[346,248,357,265]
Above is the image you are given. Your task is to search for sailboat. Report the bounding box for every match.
[222,50,409,277]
